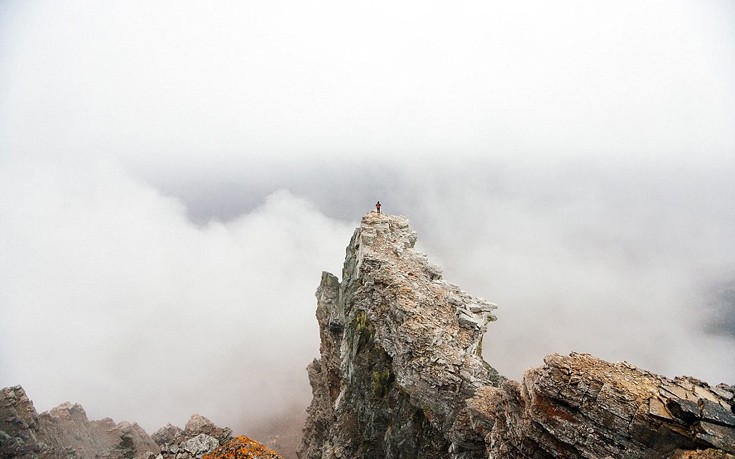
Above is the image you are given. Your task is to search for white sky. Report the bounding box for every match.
[1,0,734,433]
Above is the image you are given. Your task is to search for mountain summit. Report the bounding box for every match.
[298,213,735,458]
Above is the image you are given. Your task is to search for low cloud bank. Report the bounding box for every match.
[1,0,733,433]
[1,155,733,434]
[141,156,735,385]
[0,159,355,431]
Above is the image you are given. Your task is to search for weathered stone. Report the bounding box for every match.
[696,422,735,454]
[669,398,703,423]
[153,414,233,459]
[649,396,674,420]
[0,385,239,459]
[299,213,502,459]
[184,415,232,444]
[674,449,735,459]
[152,423,185,446]
[299,213,735,459]
[0,385,56,458]
[203,435,282,459]
[181,434,219,456]
[700,399,735,427]
[0,385,161,458]
[713,385,735,401]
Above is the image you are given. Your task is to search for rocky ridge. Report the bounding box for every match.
[0,385,269,459]
[0,385,158,458]
[472,353,735,458]
[298,213,735,458]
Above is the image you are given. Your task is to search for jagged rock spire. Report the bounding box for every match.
[299,213,503,459]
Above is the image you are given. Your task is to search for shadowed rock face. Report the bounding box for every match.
[298,213,735,459]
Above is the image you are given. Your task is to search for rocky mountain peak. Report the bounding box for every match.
[300,213,504,459]
[299,213,735,458]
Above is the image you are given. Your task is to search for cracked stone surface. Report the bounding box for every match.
[470,352,735,458]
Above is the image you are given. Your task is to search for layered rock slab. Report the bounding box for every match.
[470,352,735,458]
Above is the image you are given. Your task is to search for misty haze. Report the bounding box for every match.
[0,1,734,457]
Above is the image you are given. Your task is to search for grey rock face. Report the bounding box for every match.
[471,353,735,458]
[185,415,232,445]
[151,424,185,447]
[0,385,158,458]
[153,414,232,459]
[0,386,232,459]
[180,433,220,457]
[298,213,503,459]
[298,213,735,459]
[0,385,60,458]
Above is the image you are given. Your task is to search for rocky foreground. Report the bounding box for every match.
[3,212,734,459]
[0,385,281,459]
[298,212,735,458]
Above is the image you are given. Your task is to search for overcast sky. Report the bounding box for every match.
[1,0,734,433]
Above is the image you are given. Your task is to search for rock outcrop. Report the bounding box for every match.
[471,353,735,458]
[0,386,235,459]
[298,213,735,458]
[0,385,158,458]
[203,435,282,459]
[0,385,60,458]
[299,213,503,459]
[152,414,233,459]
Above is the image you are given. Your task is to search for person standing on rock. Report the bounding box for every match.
[375,201,381,214]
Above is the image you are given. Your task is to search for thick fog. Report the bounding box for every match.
[1,1,734,433]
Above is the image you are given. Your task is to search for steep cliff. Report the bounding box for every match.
[299,213,735,459]
[298,213,503,459]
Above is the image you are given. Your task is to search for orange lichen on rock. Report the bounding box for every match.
[203,435,282,459]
